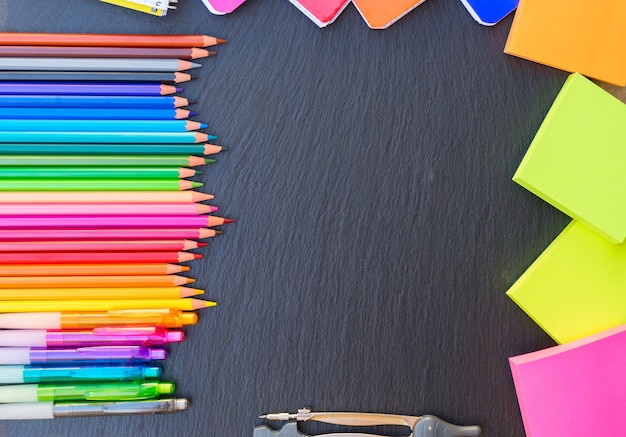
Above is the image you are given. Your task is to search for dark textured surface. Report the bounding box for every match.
[0,1,570,435]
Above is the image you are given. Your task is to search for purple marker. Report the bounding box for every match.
[0,327,184,347]
[0,346,167,365]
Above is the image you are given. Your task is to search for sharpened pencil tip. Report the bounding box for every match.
[216,38,227,44]
[223,218,235,224]
[197,242,208,247]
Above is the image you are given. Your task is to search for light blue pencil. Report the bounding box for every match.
[0,120,207,132]
[0,132,214,144]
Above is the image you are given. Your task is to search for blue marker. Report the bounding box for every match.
[0,365,161,384]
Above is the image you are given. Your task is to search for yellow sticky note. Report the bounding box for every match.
[504,0,626,86]
[507,221,626,344]
[513,73,626,244]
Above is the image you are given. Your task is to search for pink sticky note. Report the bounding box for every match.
[288,0,351,27]
[352,0,427,29]
[509,325,626,437]
[201,0,247,14]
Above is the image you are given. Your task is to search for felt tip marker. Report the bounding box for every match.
[0,326,184,347]
[0,398,189,420]
[0,365,162,384]
[0,309,198,329]
[0,381,175,403]
[0,346,167,365]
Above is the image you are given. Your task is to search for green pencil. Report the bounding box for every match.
[0,155,216,166]
[0,167,201,179]
[0,179,202,191]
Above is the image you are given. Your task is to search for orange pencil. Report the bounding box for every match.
[0,275,195,288]
[0,263,189,276]
[0,33,227,48]
[0,286,203,300]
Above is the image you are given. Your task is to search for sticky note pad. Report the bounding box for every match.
[288,0,351,27]
[509,325,626,437]
[507,221,626,344]
[458,0,518,26]
[352,0,427,29]
[201,0,247,14]
[513,73,626,244]
[504,0,626,86]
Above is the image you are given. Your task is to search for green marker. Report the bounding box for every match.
[0,381,175,403]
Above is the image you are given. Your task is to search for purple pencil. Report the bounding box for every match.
[0,83,180,96]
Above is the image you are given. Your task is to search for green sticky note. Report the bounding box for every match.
[507,221,626,344]
[513,72,626,243]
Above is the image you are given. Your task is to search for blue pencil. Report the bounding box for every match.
[0,82,181,96]
[0,120,207,132]
[0,131,214,143]
[0,95,190,108]
[0,107,196,120]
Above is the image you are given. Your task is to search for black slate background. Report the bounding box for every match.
[0,0,569,435]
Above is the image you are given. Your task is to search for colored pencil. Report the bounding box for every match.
[0,33,226,48]
[0,286,203,300]
[0,95,191,108]
[0,264,189,276]
[0,252,201,264]
[0,119,205,132]
[0,228,221,241]
[0,275,195,288]
[0,107,196,120]
[0,72,193,83]
[0,120,206,132]
[0,144,221,155]
[0,298,216,313]
[0,216,232,228]
[0,58,201,72]
[0,240,207,252]
[0,204,214,216]
[0,83,181,96]
[0,167,201,179]
[0,156,213,166]
[0,46,212,59]
[0,132,212,143]
[0,275,194,288]
[0,180,201,191]
[0,191,213,203]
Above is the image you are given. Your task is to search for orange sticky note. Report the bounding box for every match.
[352,0,427,29]
[504,0,626,86]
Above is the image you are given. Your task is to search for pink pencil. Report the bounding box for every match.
[0,215,234,229]
[0,191,213,204]
[0,251,202,264]
[0,240,207,252]
[0,203,217,216]
[0,228,220,241]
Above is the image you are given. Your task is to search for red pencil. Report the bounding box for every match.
[0,251,202,264]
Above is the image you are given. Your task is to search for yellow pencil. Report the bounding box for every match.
[0,287,203,300]
[99,0,168,16]
[0,298,216,312]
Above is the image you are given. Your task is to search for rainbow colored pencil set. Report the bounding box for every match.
[0,32,229,415]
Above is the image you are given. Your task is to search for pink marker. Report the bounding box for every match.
[0,326,184,347]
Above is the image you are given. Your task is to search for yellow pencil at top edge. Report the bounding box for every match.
[0,298,216,312]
